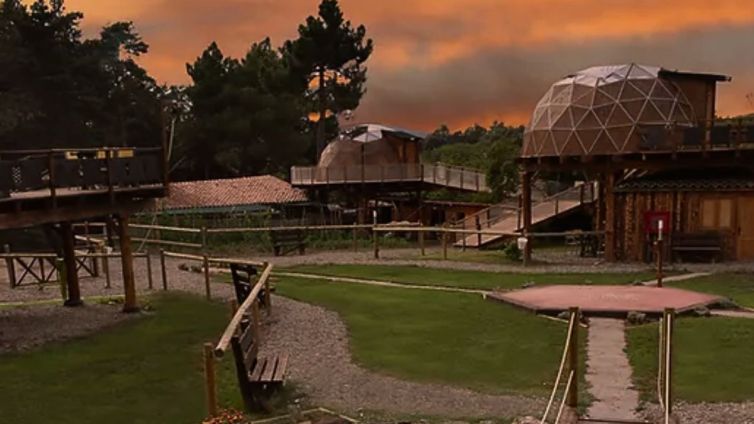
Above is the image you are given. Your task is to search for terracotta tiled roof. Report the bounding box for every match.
[162,175,308,210]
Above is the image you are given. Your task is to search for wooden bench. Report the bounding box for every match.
[671,232,724,262]
[230,263,268,307]
[270,229,306,256]
[228,262,285,412]
[230,312,288,412]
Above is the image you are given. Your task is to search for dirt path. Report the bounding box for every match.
[261,295,543,419]
[585,318,640,420]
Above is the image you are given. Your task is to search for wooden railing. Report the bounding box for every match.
[454,182,598,234]
[290,162,489,192]
[540,307,580,424]
[0,146,167,203]
[638,120,754,153]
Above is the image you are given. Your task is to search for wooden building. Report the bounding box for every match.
[519,63,754,262]
[291,123,490,224]
[0,145,168,309]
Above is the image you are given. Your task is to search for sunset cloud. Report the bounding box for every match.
[64,0,754,130]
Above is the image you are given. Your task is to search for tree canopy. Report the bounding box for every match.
[0,0,161,149]
[422,122,524,201]
[174,39,308,180]
[282,0,373,158]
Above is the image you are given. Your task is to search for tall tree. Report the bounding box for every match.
[176,40,307,180]
[282,0,373,160]
[0,0,161,149]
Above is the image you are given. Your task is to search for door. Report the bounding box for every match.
[738,197,754,259]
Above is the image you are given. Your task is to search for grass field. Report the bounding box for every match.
[0,293,242,424]
[626,316,754,403]
[276,276,584,397]
[669,273,754,308]
[283,264,657,291]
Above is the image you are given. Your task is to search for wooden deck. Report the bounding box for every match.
[0,147,167,230]
[290,163,490,192]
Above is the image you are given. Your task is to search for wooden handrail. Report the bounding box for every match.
[214,263,272,357]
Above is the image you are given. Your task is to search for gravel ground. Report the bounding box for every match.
[261,295,544,419]
[641,401,754,423]
[0,302,135,353]
[0,255,234,304]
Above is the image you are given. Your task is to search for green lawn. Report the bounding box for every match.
[669,273,754,308]
[627,317,754,403]
[420,245,575,265]
[282,264,656,291]
[0,293,241,424]
[276,276,583,396]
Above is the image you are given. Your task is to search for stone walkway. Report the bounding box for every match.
[585,318,640,421]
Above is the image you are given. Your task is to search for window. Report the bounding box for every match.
[701,198,733,229]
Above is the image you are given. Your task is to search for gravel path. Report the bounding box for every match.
[261,295,544,419]
[584,318,640,420]
[642,402,754,423]
[0,302,135,353]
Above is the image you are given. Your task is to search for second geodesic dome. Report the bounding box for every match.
[522,64,698,158]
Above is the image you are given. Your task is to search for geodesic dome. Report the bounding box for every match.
[522,64,697,158]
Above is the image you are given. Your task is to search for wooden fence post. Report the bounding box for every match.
[56,258,67,302]
[4,244,16,288]
[264,262,272,315]
[203,343,218,418]
[475,216,482,247]
[203,254,211,300]
[567,306,579,408]
[160,249,168,291]
[442,225,449,260]
[665,308,675,419]
[352,223,358,252]
[201,226,208,251]
[418,225,425,256]
[101,247,111,289]
[145,254,154,290]
[373,227,380,259]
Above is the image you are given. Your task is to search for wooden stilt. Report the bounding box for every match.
[117,214,139,313]
[604,172,617,262]
[60,222,82,306]
[522,171,533,265]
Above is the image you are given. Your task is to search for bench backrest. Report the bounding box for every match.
[270,229,305,244]
[230,263,258,305]
[673,232,723,247]
[230,315,260,382]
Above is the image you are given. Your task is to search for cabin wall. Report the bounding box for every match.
[615,190,753,261]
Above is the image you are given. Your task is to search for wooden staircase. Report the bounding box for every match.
[454,182,597,248]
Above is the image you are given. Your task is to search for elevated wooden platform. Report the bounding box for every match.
[291,162,489,193]
[0,147,166,230]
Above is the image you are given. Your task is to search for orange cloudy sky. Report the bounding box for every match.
[66,0,754,131]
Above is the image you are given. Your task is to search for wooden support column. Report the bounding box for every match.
[60,222,82,307]
[117,214,139,313]
[604,172,617,262]
[521,171,533,264]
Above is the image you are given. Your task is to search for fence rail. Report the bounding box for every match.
[0,146,167,205]
[291,162,490,192]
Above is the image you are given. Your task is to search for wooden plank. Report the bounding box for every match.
[249,358,266,382]
[271,354,288,382]
[130,223,201,233]
[260,357,277,382]
[0,198,154,231]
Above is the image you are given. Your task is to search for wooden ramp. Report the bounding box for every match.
[455,183,596,248]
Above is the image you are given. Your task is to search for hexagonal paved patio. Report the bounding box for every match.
[487,285,723,316]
